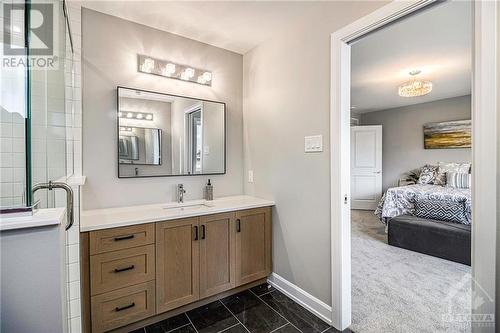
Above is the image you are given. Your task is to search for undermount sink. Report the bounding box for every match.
[162,201,214,212]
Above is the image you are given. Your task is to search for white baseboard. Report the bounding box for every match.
[267,272,332,325]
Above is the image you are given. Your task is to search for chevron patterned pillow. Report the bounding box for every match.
[414,199,468,224]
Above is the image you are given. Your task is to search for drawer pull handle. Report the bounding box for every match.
[114,235,134,241]
[115,302,135,312]
[236,219,241,232]
[201,225,206,239]
[114,265,135,273]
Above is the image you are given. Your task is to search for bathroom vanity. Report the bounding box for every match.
[80,196,274,332]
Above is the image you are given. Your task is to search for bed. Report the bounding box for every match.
[375,184,471,225]
[375,183,472,265]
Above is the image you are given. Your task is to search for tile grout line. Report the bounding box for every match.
[184,312,200,333]
[166,322,192,333]
[248,288,303,333]
[269,323,289,333]
[217,323,241,333]
[253,288,276,298]
[254,287,333,333]
[218,299,251,333]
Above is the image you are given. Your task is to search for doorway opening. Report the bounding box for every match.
[330,0,497,331]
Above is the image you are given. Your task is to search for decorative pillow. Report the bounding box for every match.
[417,165,438,184]
[446,172,471,189]
[413,199,468,224]
[434,162,471,186]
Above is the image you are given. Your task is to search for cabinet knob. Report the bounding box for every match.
[201,225,206,239]
[236,219,241,232]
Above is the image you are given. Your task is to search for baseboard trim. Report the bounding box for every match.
[267,272,332,325]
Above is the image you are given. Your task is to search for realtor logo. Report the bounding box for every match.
[4,3,53,55]
[3,2,59,69]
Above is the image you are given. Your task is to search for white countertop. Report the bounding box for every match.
[0,208,66,231]
[81,195,275,232]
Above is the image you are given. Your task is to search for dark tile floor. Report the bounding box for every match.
[129,283,352,333]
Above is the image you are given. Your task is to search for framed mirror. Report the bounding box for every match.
[117,87,226,178]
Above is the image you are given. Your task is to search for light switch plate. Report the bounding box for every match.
[304,135,323,153]
[248,170,254,183]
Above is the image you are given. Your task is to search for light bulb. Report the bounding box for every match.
[141,58,155,73]
[202,72,212,82]
[118,112,123,117]
[120,127,125,131]
[145,114,153,120]
[164,63,176,76]
[185,68,195,78]
[127,113,133,118]
[197,76,206,84]
[136,113,143,119]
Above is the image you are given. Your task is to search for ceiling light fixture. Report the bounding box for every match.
[137,54,212,86]
[398,69,432,98]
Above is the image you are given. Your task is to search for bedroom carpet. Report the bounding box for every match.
[350,210,471,333]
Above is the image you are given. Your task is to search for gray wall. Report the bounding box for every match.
[82,9,243,209]
[242,1,386,305]
[360,95,472,191]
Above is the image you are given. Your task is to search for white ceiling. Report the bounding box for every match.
[351,1,472,113]
[79,0,319,54]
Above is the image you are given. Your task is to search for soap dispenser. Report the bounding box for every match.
[205,179,213,201]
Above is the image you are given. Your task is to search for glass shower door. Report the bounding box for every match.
[0,0,74,211]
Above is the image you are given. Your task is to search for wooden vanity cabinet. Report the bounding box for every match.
[199,212,236,298]
[156,217,200,313]
[234,207,272,285]
[84,207,272,332]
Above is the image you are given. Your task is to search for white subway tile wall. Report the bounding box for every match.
[65,3,83,332]
[1,2,83,331]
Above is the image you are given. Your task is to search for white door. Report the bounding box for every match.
[350,125,382,210]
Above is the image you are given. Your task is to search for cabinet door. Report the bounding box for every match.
[234,207,272,286]
[156,218,199,313]
[199,212,235,298]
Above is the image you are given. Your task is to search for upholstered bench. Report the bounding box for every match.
[388,215,471,265]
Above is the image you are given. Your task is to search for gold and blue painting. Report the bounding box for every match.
[423,120,471,149]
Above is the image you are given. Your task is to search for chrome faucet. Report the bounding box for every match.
[177,184,186,203]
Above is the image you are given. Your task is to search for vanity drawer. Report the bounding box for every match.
[91,245,155,295]
[90,224,155,254]
[91,281,155,333]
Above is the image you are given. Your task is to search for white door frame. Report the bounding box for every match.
[330,0,497,330]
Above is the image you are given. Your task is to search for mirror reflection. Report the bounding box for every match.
[117,87,226,178]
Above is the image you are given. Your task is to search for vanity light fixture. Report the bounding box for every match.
[138,54,212,86]
[119,111,154,121]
